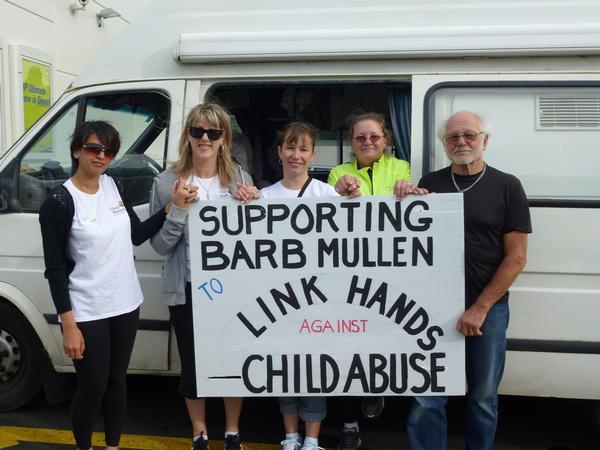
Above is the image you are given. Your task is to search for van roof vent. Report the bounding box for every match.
[537,96,600,130]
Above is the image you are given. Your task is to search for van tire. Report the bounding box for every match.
[0,303,45,411]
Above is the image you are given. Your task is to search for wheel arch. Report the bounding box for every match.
[0,282,63,366]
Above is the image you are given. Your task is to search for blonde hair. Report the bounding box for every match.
[172,102,235,186]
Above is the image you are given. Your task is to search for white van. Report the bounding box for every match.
[1,0,599,411]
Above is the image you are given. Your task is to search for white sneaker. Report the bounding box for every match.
[281,439,302,450]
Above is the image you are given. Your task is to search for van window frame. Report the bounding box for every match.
[423,81,600,208]
[11,88,171,212]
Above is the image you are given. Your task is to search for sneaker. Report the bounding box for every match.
[224,434,243,450]
[281,439,302,450]
[301,446,324,450]
[192,434,209,450]
[361,396,385,419]
[337,427,361,450]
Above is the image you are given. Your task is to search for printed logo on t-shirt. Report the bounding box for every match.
[218,189,232,199]
[110,201,127,216]
[80,215,97,225]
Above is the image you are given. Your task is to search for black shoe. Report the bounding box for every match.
[224,434,243,450]
[362,396,385,419]
[337,427,361,450]
[192,434,209,450]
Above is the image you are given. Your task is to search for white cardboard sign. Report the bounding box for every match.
[189,193,465,396]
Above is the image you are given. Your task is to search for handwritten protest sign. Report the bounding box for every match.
[189,193,465,396]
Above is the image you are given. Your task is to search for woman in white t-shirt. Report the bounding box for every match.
[39,121,171,450]
[237,121,337,202]
[236,121,336,450]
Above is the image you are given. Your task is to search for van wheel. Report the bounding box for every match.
[0,303,44,411]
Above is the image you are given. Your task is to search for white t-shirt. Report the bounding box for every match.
[185,175,230,280]
[261,178,338,199]
[64,175,142,322]
[189,175,231,202]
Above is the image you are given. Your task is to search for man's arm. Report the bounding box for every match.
[457,231,528,336]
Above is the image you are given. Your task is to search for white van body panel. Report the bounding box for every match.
[413,73,600,398]
[0,0,599,405]
[73,0,600,88]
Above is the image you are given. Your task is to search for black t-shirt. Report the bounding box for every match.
[418,165,532,307]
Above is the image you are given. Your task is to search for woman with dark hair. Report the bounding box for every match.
[149,102,252,450]
[39,120,171,450]
[236,121,336,450]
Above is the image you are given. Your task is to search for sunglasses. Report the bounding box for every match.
[82,143,117,158]
[189,127,223,141]
[444,130,485,145]
[354,134,383,144]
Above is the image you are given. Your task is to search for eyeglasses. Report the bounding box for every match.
[189,127,223,141]
[82,143,117,158]
[354,134,383,144]
[444,130,485,145]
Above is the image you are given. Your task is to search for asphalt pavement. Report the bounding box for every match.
[0,375,598,449]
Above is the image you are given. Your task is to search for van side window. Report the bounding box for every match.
[428,86,600,200]
[18,104,78,211]
[211,83,411,187]
[6,91,170,212]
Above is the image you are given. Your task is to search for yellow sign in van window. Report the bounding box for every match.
[22,59,51,131]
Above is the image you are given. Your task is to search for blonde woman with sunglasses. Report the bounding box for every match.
[149,102,252,450]
[39,121,170,450]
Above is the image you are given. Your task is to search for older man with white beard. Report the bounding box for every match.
[407,111,532,450]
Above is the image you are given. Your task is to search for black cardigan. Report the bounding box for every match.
[38,178,166,315]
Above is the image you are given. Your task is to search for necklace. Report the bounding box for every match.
[195,176,217,199]
[451,163,486,193]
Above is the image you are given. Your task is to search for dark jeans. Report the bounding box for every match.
[71,307,140,449]
[407,303,509,450]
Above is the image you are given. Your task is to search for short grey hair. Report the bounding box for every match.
[436,111,493,142]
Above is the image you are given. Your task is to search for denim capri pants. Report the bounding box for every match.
[279,396,327,422]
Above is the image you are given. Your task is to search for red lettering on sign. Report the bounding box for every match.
[299,319,368,333]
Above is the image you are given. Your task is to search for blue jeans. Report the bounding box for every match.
[407,303,509,450]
